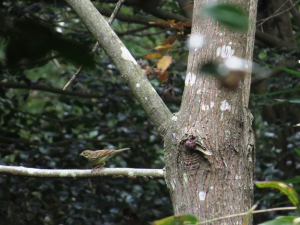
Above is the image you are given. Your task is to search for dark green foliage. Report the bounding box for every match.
[0,1,181,224]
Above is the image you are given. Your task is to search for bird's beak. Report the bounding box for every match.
[79,152,83,156]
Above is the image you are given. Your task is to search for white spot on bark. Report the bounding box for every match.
[238,80,243,89]
[197,89,201,95]
[27,168,36,174]
[199,191,206,201]
[249,156,252,162]
[235,174,241,180]
[220,100,231,111]
[136,83,140,87]
[216,45,235,58]
[210,186,214,190]
[183,173,188,183]
[184,127,188,133]
[128,171,134,176]
[188,34,204,49]
[171,178,176,190]
[145,97,147,100]
[151,87,156,92]
[172,116,178,121]
[210,102,215,108]
[202,104,209,111]
[121,46,137,65]
[185,72,196,86]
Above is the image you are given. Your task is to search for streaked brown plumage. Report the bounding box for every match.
[80,148,130,172]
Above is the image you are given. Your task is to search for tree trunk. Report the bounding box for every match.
[65,0,258,223]
[163,0,257,223]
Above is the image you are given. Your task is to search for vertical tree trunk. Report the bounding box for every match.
[163,0,257,223]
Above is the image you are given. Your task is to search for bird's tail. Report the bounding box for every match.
[114,148,130,153]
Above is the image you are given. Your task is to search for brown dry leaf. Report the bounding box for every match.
[154,44,173,51]
[157,56,172,71]
[161,35,178,46]
[158,71,169,82]
[174,22,185,31]
[143,52,163,59]
[167,20,176,27]
[182,21,192,27]
[149,20,176,28]
[149,21,170,27]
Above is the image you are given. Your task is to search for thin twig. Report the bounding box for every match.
[198,206,297,224]
[63,0,125,90]
[257,0,300,29]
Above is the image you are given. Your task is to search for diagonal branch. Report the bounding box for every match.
[65,0,173,133]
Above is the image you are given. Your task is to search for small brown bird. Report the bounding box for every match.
[80,148,130,173]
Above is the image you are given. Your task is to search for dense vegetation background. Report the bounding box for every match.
[0,0,299,224]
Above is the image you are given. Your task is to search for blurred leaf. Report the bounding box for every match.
[295,148,300,157]
[203,3,248,30]
[158,71,169,82]
[157,56,172,71]
[5,18,95,70]
[151,214,198,225]
[53,37,95,69]
[256,181,300,209]
[260,216,300,225]
[143,52,162,59]
[261,62,300,78]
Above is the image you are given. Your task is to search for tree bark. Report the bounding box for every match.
[163,0,257,224]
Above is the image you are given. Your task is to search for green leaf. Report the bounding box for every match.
[255,87,300,97]
[256,181,300,209]
[152,214,198,225]
[260,216,300,225]
[295,148,300,157]
[203,4,248,30]
[260,62,300,78]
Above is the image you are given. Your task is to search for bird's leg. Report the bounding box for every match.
[91,163,105,173]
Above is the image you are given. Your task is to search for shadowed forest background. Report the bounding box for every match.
[0,0,300,224]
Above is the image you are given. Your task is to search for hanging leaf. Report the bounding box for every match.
[143,52,163,59]
[158,71,169,82]
[256,181,300,209]
[154,44,173,52]
[157,56,172,71]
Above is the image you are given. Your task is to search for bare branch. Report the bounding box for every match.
[0,165,164,179]
[65,0,173,134]
[0,82,106,99]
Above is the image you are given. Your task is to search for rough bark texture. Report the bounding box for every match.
[163,0,257,224]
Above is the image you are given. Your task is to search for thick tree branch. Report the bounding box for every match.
[65,0,173,133]
[0,165,164,179]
